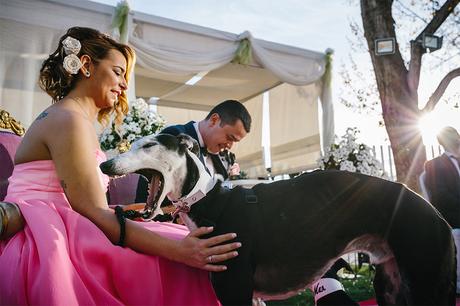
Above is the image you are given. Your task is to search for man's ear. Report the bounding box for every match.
[209,113,221,127]
[177,133,199,155]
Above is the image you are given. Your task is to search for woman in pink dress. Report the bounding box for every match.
[0,27,241,305]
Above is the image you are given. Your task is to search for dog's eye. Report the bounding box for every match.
[143,143,156,149]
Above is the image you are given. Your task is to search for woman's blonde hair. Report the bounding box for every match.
[39,27,135,125]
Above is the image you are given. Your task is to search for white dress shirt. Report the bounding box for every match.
[193,122,216,176]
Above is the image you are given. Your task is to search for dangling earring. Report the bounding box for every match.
[85,70,91,78]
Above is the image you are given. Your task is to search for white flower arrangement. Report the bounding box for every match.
[317,127,388,178]
[99,98,166,153]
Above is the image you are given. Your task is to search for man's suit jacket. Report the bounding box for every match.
[134,121,229,203]
[424,153,460,228]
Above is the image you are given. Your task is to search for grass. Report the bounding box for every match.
[266,264,375,306]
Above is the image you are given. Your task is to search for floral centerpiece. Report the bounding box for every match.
[99,98,166,155]
[317,127,387,178]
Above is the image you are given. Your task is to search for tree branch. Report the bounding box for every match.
[408,0,460,96]
[416,0,460,40]
[422,67,460,113]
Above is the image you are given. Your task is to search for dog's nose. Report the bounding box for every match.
[99,160,115,175]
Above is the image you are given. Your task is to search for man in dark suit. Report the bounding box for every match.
[424,126,460,293]
[135,99,251,202]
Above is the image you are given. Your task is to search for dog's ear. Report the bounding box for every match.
[177,134,199,155]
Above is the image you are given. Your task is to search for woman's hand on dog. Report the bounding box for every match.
[175,226,241,272]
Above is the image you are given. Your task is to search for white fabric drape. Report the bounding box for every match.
[129,28,326,84]
[231,95,264,178]
[320,77,335,152]
[129,35,237,75]
[0,18,58,126]
[268,83,322,175]
[249,34,325,86]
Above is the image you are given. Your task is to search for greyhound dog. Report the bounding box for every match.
[100,133,456,306]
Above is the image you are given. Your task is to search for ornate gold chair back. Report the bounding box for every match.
[0,109,25,136]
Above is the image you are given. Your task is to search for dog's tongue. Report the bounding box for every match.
[146,175,161,209]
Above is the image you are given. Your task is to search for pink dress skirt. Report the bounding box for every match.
[0,150,219,305]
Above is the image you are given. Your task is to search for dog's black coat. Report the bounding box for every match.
[185,168,456,305]
[100,134,456,306]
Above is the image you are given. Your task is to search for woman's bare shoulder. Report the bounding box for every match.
[40,104,85,124]
[15,105,96,164]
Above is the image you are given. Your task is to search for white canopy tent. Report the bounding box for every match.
[0,0,334,178]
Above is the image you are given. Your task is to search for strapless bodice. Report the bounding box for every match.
[7,149,109,199]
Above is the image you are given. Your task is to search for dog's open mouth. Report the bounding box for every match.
[136,169,164,217]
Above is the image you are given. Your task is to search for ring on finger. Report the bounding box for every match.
[208,255,214,263]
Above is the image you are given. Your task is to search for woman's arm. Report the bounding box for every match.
[47,113,240,271]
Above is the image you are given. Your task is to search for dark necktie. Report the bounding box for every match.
[200,147,207,157]
[199,147,211,175]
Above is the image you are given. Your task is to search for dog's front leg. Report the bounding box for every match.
[210,236,255,306]
[211,257,255,306]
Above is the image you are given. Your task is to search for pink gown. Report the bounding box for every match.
[0,150,220,305]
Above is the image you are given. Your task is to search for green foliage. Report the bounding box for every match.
[232,38,252,65]
[321,49,334,88]
[111,0,130,43]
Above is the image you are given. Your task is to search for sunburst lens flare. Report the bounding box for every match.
[418,113,444,146]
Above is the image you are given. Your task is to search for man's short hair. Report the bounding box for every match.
[437,126,460,150]
[206,100,252,133]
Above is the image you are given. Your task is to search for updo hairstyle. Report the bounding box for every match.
[39,27,135,125]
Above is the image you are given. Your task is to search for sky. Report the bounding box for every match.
[91,0,460,146]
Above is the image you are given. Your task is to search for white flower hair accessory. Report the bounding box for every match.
[63,54,83,75]
[62,36,81,55]
[62,36,83,75]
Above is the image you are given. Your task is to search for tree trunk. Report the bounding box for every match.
[360,0,425,192]
[384,97,425,192]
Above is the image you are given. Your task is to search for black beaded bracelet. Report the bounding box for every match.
[114,205,126,247]
[0,204,9,240]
